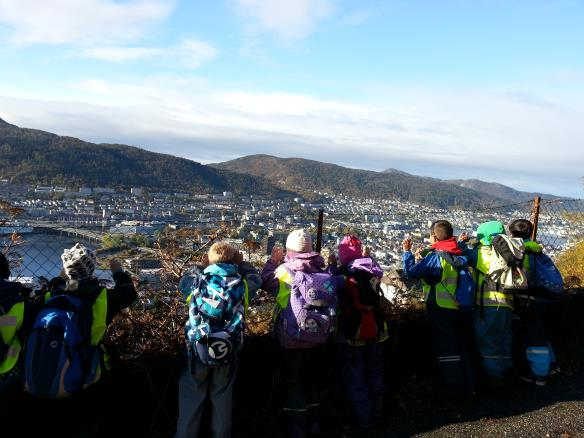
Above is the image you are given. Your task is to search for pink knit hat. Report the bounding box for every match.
[339,235,363,265]
[286,229,313,253]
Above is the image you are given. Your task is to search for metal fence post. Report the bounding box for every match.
[531,196,541,241]
[316,209,324,253]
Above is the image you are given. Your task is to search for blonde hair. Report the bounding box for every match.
[208,241,238,265]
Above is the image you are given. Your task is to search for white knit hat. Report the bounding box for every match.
[62,243,97,281]
[285,229,313,253]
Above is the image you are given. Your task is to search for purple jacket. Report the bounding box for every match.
[261,252,326,297]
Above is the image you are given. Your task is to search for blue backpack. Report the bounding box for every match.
[436,252,476,311]
[528,252,564,297]
[24,294,101,398]
[184,264,248,367]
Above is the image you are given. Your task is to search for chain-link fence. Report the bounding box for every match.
[537,198,584,287]
[2,197,583,292]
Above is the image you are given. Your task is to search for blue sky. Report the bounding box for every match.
[0,0,583,197]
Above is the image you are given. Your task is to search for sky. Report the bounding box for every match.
[0,0,583,198]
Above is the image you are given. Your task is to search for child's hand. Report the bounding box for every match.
[402,238,413,252]
[362,246,371,257]
[109,259,123,273]
[233,251,244,265]
[414,247,424,261]
[327,253,337,266]
[270,246,284,266]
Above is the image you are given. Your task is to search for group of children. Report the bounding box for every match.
[1,219,562,438]
[177,219,562,438]
[403,218,561,400]
[0,243,137,397]
[177,230,388,438]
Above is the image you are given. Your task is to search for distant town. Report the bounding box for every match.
[0,179,575,274]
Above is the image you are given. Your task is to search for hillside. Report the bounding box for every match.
[445,178,561,202]
[212,155,507,208]
[0,118,292,197]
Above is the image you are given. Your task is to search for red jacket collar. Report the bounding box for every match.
[431,237,462,255]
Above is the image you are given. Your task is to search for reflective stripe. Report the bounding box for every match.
[0,315,18,327]
[526,349,548,354]
[482,355,503,359]
[438,358,462,363]
[282,407,309,413]
[437,355,461,360]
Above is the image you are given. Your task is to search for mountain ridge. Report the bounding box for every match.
[0,117,560,208]
[0,120,295,198]
[211,154,510,208]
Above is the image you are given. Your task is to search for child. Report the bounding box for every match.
[176,241,261,438]
[262,229,341,438]
[24,243,137,398]
[466,221,514,388]
[402,220,475,398]
[509,219,559,386]
[332,235,387,428]
[0,252,35,394]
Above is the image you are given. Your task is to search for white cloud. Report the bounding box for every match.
[79,39,218,68]
[234,0,335,42]
[0,0,174,45]
[1,80,583,197]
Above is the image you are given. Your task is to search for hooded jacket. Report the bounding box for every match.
[334,257,388,345]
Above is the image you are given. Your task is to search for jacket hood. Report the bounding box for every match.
[204,263,238,277]
[346,257,383,278]
[284,252,325,273]
[431,237,462,255]
[477,221,505,245]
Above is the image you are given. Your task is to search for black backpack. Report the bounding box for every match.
[339,268,384,341]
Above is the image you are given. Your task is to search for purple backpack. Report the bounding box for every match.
[280,270,338,344]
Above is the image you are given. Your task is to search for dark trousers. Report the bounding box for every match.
[427,294,476,396]
[282,347,322,412]
[281,347,324,438]
[339,342,385,423]
[515,298,553,379]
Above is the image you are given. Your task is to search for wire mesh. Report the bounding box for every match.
[537,198,584,287]
[1,198,583,290]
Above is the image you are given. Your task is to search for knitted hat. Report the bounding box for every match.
[338,235,363,265]
[62,243,97,281]
[285,229,313,253]
[0,252,10,280]
[477,221,505,246]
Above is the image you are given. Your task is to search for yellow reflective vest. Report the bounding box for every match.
[475,246,514,309]
[422,257,459,310]
[0,301,25,374]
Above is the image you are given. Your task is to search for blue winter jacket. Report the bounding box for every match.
[402,250,444,285]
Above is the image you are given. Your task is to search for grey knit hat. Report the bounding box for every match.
[62,243,96,281]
